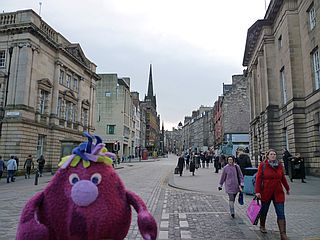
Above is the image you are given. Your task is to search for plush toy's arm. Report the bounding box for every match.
[16,192,49,240]
[126,191,157,240]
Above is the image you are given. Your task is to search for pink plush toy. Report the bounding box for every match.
[17,133,157,240]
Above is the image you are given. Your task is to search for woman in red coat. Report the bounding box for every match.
[255,149,290,240]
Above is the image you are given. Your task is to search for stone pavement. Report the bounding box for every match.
[1,156,319,240]
[167,163,320,240]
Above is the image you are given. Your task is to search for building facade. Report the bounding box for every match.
[221,74,250,156]
[243,0,320,175]
[95,74,134,159]
[131,91,142,157]
[213,96,223,151]
[180,106,213,153]
[0,10,99,170]
[140,65,160,153]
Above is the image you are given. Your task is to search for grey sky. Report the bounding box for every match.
[2,0,270,130]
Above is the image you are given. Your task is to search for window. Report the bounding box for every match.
[280,68,287,104]
[0,50,5,67]
[57,97,63,118]
[308,4,316,30]
[39,90,48,114]
[105,92,111,97]
[66,74,71,88]
[312,48,320,90]
[36,134,46,158]
[278,35,282,50]
[106,125,115,134]
[82,108,88,126]
[59,70,64,85]
[65,101,75,122]
[73,77,78,92]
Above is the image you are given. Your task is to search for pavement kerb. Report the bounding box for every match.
[167,173,219,195]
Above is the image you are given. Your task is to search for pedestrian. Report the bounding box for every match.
[282,148,292,175]
[6,155,17,183]
[189,155,196,176]
[219,154,226,168]
[244,147,250,154]
[24,155,34,179]
[205,151,210,168]
[290,153,306,183]
[236,150,252,175]
[214,155,220,173]
[200,151,206,168]
[255,149,290,240]
[185,153,190,170]
[218,155,244,218]
[37,155,46,177]
[195,153,201,169]
[177,154,185,176]
[0,156,5,181]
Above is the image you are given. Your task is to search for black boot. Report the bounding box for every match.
[259,216,267,233]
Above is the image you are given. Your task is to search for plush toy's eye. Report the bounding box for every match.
[90,173,102,185]
[69,173,80,185]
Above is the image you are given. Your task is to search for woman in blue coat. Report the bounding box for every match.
[218,155,244,218]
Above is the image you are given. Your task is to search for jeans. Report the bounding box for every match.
[261,200,285,220]
[7,170,15,183]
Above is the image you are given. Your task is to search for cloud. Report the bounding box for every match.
[1,0,269,130]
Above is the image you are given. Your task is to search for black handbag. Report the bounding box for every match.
[174,166,179,174]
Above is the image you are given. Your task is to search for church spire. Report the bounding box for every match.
[147,64,154,97]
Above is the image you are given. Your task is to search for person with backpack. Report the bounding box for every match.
[255,149,290,240]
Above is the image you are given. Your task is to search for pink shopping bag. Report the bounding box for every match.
[246,197,261,225]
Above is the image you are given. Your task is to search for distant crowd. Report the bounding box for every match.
[0,155,46,183]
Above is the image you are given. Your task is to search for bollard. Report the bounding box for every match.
[34,168,39,185]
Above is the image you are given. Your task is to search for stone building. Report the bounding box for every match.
[243,0,320,175]
[95,74,134,159]
[221,74,250,156]
[180,106,213,153]
[0,9,99,170]
[131,91,142,157]
[213,96,223,150]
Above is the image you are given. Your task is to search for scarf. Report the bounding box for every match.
[268,159,279,168]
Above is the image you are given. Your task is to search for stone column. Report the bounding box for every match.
[50,60,62,125]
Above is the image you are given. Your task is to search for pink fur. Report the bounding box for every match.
[17,163,157,240]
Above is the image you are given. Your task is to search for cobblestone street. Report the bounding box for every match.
[0,154,320,240]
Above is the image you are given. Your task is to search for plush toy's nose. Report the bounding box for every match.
[71,180,98,206]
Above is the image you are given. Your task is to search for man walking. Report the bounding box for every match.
[36,155,45,177]
[24,155,34,179]
[7,155,17,183]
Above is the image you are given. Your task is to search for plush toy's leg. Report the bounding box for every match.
[16,192,49,240]
[126,191,157,240]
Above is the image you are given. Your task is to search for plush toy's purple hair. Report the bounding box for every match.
[59,132,115,169]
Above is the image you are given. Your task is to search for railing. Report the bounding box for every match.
[0,13,16,25]
[40,20,58,42]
